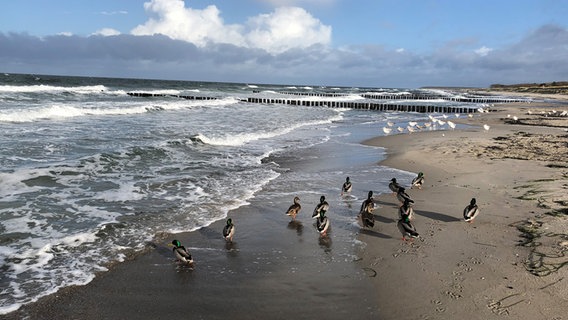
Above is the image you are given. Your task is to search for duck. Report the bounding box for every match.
[171,239,194,266]
[286,196,302,220]
[397,217,419,241]
[396,187,414,205]
[341,177,353,196]
[222,218,235,242]
[360,190,375,228]
[316,211,330,236]
[389,178,401,194]
[312,195,329,219]
[398,199,415,221]
[411,172,425,189]
[463,198,480,223]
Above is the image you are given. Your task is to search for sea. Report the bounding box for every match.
[0,73,516,314]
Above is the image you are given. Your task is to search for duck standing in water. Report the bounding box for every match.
[312,195,329,219]
[341,177,353,196]
[316,211,330,236]
[398,199,415,221]
[171,239,194,266]
[411,172,425,189]
[359,191,376,228]
[396,187,414,205]
[389,178,401,195]
[286,196,302,220]
[223,218,235,242]
[463,198,480,223]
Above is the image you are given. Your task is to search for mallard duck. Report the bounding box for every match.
[171,239,194,266]
[463,198,480,223]
[411,172,425,189]
[286,196,301,220]
[341,177,353,195]
[388,178,401,194]
[316,211,330,236]
[398,199,414,221]
[396,187,414,205]
[397,217,419,241]
[222,218,235,242]
[360,191,375,228]
[312,195,329,219]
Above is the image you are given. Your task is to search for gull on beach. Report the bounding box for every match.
[437,120,446,126]
[382,127,392,134]
[387,121,395,127]
[455,114,460,118]
[407,126,415,133]
[483,124,490,131]
[408,121,417,127]
[468,114,473,118]
[442,114,448,119]
[423,122,431,128]
[447,121,456,129]
[513,116,518,121]
[397,127,405,133]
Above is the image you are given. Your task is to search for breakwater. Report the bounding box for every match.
[127,91,529,114]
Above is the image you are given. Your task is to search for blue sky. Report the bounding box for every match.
[1,0,567,88]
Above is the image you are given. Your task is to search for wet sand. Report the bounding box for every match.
[6,97,568,320]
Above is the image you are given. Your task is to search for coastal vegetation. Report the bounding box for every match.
[490,81,568,95]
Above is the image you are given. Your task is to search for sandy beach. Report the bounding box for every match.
[5,96,568,320]
[359,98,568,319]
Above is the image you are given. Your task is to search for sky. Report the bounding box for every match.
[1,0,567,88]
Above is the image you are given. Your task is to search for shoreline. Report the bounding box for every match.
[5,98,567,320]
[357,100,568,319]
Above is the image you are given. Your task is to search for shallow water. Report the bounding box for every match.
[1,73,491,313]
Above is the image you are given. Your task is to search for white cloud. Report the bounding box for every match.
[396,48,405,53]
[474,46,493,56]
[245,7,331,54]
[100,11,128,15]
[57,32,73,37]
[256,0,336,6]
[93,28,121,36]
[131,0,331,54]
[131,0,245,47]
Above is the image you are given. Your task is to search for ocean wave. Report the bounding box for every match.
[190,112,343,147]
[0,84,109,94]
[0,97,240,122]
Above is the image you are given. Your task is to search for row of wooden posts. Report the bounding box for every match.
[128,91,529,114]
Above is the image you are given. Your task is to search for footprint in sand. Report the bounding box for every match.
[487,293,526,316]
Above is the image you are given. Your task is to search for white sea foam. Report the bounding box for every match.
[0,84,109,94]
